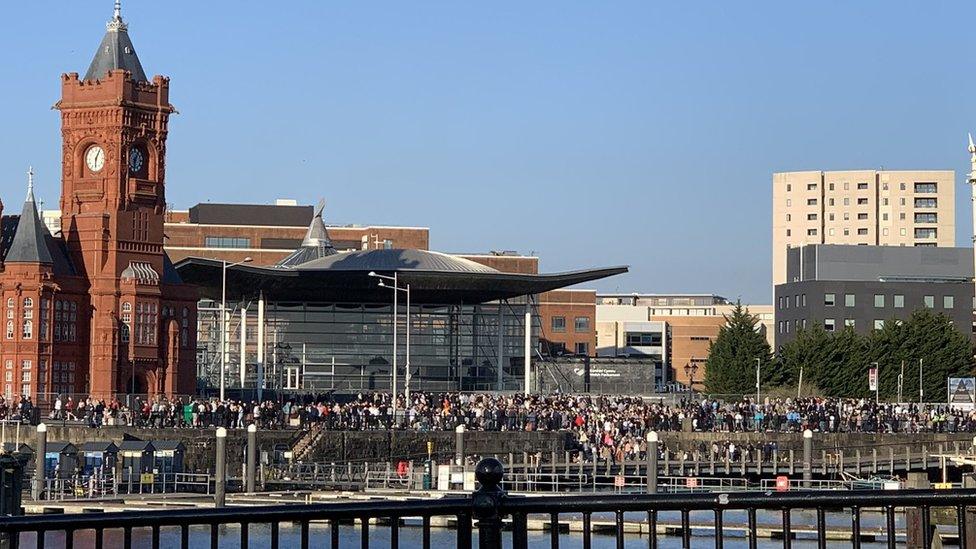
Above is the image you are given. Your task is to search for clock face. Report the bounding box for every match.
[128,148,145,174]
[85,145,105,173]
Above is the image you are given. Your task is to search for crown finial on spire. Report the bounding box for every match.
[107,0,127,31]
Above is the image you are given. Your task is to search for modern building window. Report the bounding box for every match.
[778,321,783,334]
[807,199,817,206]
[857,198,868,205]
[828,228,835,236]
[824,319,835,332]
[882,198,889,206]
[843,198,850,206]
[900,228,907,236]
[828,213,834,221]
[786,229,791,237]
[807,183,817,191]
[828,199,834,206]
[786,199,792,207]
[914,228,937,239]
[924,295,935,308]
[843,229,850,236]
[914,182,937,194]
[204,236,251,249]
[874,294,884,308]
[626,332,662,346]
[944,296,954,309]
[802,294,806,306]
[844,319,855,328]
[551,316,566,333]
[915,212,938,223]
[874,320,884,330]
[778,297,784,310]
[844,182,850,190]
[786,184,791,192]
[857,182,869,190]
[857,213,868,220]
[900,183,906,191]
[845,294,855,307]
[574,316,590,332]
[824,293,835,306]
[829,183,835,191]
[807,213,817,221]
[914,198,937,209]
[882,228,889,236]
[807,229,817,236]
[574,342,589,355]
[857,228,868,235]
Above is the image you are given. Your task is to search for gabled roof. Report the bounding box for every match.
[84,4,148,83]
[45,442,78,454]
[152,440,186,452]
[119,440,155,452]
[81,441,119,453]
[6,169,53,265]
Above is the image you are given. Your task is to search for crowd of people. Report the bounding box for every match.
[1,392,974,459]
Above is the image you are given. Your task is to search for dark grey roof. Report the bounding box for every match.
[84,13,148,82]
[45,442,78,454]
[6,182,53,265]
[119,440,154,452]
[296,249,500,274]
[276,200,339,268]
[189,203,313,227]
[152,440,186,452]
[81,441,119,453]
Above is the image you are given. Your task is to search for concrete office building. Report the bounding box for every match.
[774,244,974,345]
[772,170,956,286]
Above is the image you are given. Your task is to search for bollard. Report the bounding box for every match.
[472,458,505,549]
[246,424,257,493]
[455,424,465,467]
[31,423,47,501]
[905,472,930,548]
[215,427,227,508]
[802,429,813,488]
[646,432,658,494]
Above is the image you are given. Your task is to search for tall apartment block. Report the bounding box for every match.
[772,170,955,286]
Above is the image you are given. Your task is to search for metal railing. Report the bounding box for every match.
[0,457,974,548]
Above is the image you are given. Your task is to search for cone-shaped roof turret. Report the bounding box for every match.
[6,167,53,265]
[84,1,148,82]
[276,199,339,267]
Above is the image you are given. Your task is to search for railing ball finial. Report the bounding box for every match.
[475,457,504,490]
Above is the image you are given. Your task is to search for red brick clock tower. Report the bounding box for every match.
[52,2,197,397]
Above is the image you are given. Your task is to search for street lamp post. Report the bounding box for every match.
[872,361,880,404]
[220,257,252,401]
[755,358,761,404]
[370,272,412,409]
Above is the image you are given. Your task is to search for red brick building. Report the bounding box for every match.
[0,5,197,402]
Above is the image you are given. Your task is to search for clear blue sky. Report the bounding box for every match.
[1,1,975,304]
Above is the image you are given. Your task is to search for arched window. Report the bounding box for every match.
[5,321,12,340]
[122,302,132,313]
[21,320,32,340]
[23,298,32,309]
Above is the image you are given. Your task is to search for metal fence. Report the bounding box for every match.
[0,457,974,548]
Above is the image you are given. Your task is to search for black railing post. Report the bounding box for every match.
[472,457,505,549]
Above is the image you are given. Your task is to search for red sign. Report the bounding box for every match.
[775,476,790,492]
[869,367,878,392]
[685,477,699,488]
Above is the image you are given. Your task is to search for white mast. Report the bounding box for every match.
[969,134,976,302]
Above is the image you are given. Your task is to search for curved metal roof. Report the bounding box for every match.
[295,249,499,274]
[175,250,626,305]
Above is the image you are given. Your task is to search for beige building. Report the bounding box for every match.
[772,170,955,286]
[595,294,773,388]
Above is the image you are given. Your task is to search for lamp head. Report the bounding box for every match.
[243,257,253,263]
[368,271,377,277]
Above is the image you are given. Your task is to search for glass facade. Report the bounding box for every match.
[196,298,538,394]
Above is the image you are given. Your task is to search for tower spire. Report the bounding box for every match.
[26,166,35,203]
[114,0,122,20]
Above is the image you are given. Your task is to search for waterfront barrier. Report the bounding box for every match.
[2,457,976,548]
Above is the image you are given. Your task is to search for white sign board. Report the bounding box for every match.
[948,377,976,410]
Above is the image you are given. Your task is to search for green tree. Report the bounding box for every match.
[816,327,869,397]
[776,323,833,392]
[703,301,773,396]
[866,309,974,401]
